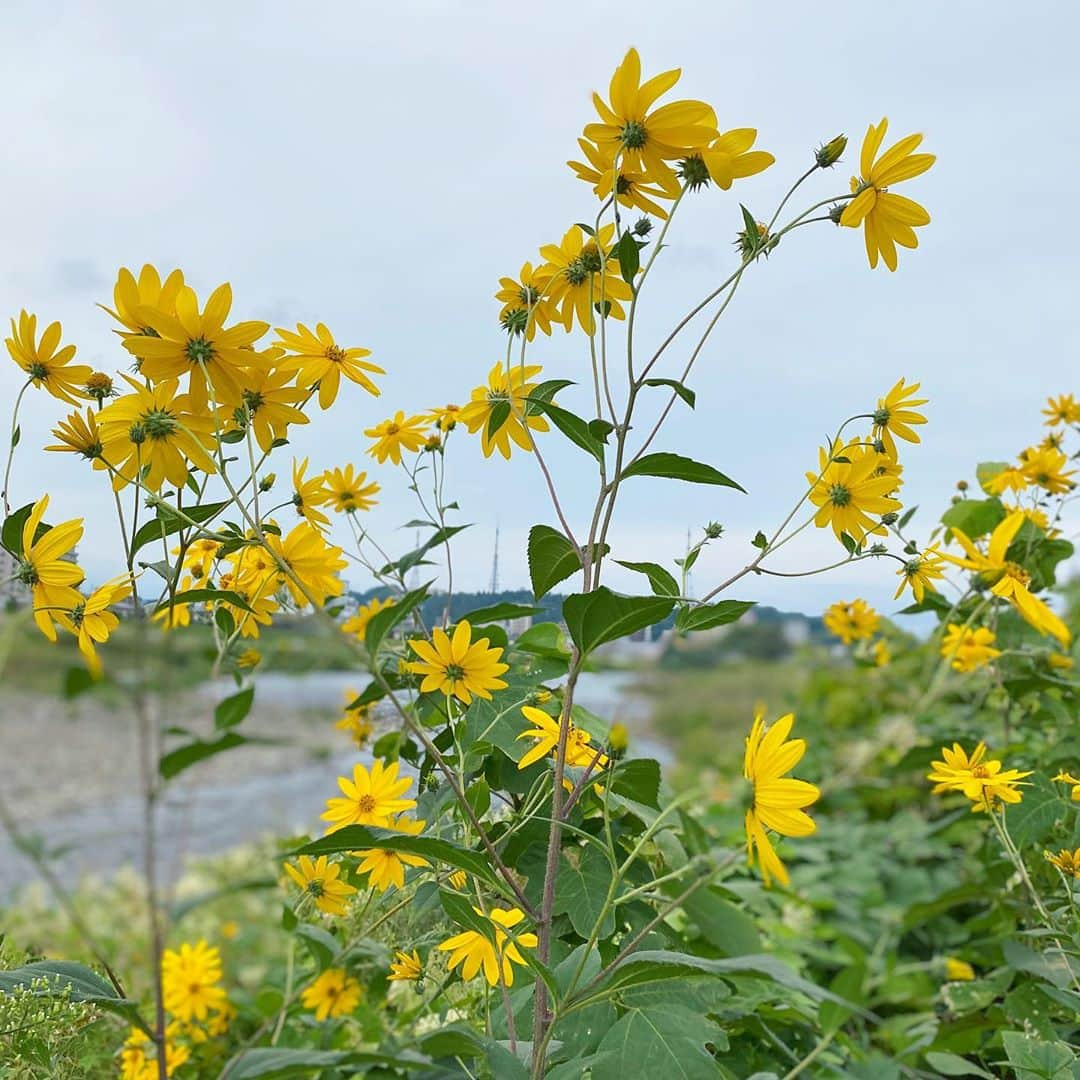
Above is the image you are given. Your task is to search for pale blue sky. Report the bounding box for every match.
[2,0,1075,619]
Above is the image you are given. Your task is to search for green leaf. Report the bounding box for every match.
[294,826,501,892]
[681,888,761,956]
[10,423,19,448]
[524,379,575,417]
[588,418,615,443]
[1007,773,1067,846]
[214,686,254,730]
[1001,1031,1076,1079]
[923,1052,995,1078]
[221,1048,432,1079]
[740,203,760,250]
[839,531,858,554]
[610,758,661,808]
[898,505,918,529]
[751,530,767,550]
[615,560,680,598]
[129,500,230,557]
[0,960,149,1035]
[529,524,606,599]
[159,733,250,779]
[438,889,497,943]
[591,1005,726,1080]
[616,231,641,285]
[621,452,744,491]
[295,923,339,970]
[574,950,862,1014]
[975,461,1010,494]
[153,588,252,614]
[381,526,469,576]
[63,666,96,699]
[941,497,1005,540]
[462,601,543,624]
[528,399,606,462]
[562,587,674,656]
[1,501,46,557]
[364,582,432,655]
[641,378,695,409]
[675,600,755,633]
[486,399,511,443]
[513,621,570,660]
[554,848,615,938]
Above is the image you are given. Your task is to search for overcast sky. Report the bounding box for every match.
[2,1,1075,620]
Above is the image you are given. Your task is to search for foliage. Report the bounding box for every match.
[1,38,1078,1080]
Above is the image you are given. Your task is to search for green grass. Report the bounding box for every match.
[0,613,362,696]
[634,657,810,785]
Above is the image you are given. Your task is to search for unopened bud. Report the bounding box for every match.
[704,521,724,539]
[828,203,845,225]
[633,217,653,237]
[260,473,276,492]
[815,134,847,169]
[880,512,899,525]
[956,480,968,492]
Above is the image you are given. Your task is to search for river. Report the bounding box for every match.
[0,670,662,897]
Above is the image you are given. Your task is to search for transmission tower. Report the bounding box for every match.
[489,525,500,594]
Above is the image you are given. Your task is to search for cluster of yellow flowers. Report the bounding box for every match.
[120,940,232,1078]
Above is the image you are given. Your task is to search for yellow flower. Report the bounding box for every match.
[161,940,227,1022]
[291,457,332,530]
[987,462,1031,495]
[388,949,422,982]
[539,224,633,335]
[300,968,362,1021]
[807,439,901,543]
[232,358,310,452]
[1045,848,1080,877]
[517,706,610,771]
[84,371,117,404]
[236,648,261,670]
[1048,652,1074,671]
[364,411,429,465]
[127,282,269,410]
[425,403,463,431]
[895,548,945,603]
[840,118,935,271]
[97,375,218,492]
[940,511,1071,646]
[608,721,630,753]
[437,906,538,987]
[872,377,928,456]
[584,47,716,188]
[354,815,430,892]
[321,759,417,832]
[448,869,468,890]
[273,322,383,410]
[872,639,892,667]
[11,495,85,641]
[823,599,880,644]
[264,521,347,607]
[56,576,132,677]
[701,128,774,190]
[341,596,397,641]
[335,697,376,749]
[407,620,509,704]
[101,264,185,335]
[1020,445,1076,495]
[940,624,1001,672]
[494,262,558,340]
[568,138,681,217]
[323,464,379,513]
[459,362,550,459]
[743,709,820,888]
[1052,772,1080,801]
[45,409,107,470]
[926,742,1031,812]
[5,311,91,405]
[944,958,976,982]
[283,855,358,916]
[1043,393,1080,427]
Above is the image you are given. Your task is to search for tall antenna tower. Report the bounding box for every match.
[489,525,500,594]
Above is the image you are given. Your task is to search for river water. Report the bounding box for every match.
[0,670,662,897]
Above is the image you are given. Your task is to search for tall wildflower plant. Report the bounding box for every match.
[5,43,1069,1080]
